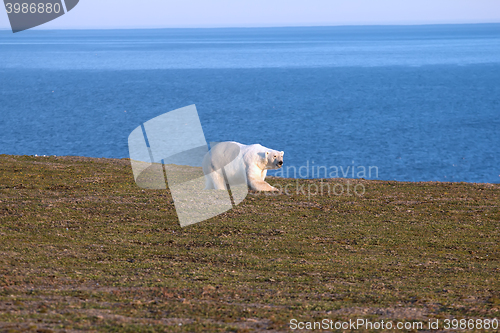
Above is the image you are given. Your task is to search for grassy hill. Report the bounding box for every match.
[0,155,499,332]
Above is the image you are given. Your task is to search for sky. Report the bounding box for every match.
[1,0,500,30]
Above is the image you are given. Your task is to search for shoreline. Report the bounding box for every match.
[2,154,498,186]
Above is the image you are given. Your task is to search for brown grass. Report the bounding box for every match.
[0,155,499,332]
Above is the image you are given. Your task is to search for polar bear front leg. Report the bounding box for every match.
[248,177,277,191]
[247,169,277,191]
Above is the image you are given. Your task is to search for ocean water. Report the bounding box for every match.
[0,24,499,183]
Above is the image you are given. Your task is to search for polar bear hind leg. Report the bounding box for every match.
[204,174,215,189]
[205,169,227,190]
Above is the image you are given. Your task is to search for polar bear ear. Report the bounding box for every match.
[265,151,269,157]
[281,151,284,156]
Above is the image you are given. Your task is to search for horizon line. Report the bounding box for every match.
[1,21,499,31]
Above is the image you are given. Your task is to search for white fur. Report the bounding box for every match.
[202,141,284,191]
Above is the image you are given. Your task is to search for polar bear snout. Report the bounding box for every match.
[277,160,283,167]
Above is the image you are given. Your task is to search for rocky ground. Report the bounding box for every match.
[0,155,499,332]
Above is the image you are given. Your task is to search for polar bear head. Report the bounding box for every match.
[264,150,284,169]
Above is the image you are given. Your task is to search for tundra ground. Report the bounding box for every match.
[0,155,499,332]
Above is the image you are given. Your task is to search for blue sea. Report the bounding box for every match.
[0,24,499,183]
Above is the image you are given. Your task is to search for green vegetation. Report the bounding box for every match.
[0,155,499,332]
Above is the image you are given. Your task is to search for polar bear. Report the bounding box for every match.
[202,141,284,192]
